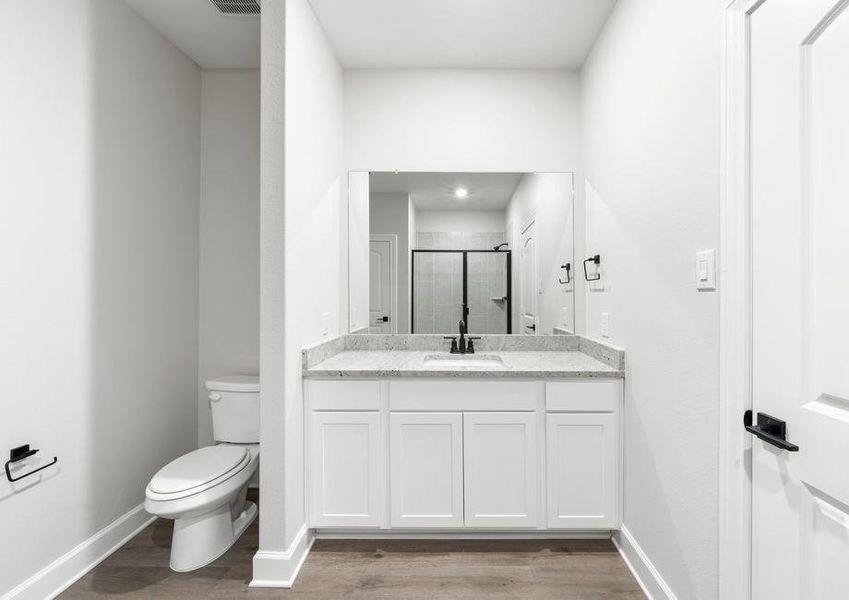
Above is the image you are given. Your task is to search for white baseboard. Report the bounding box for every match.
[315,530,611,540]
[250,524,314,588]
[1,504,155,600]
[613,526,677,600]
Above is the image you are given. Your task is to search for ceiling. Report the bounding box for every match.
[121,0,616,70]
[122,0,260,69]
[370,172,523,211]
[308,0,618,68]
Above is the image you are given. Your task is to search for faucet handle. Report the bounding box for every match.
[467,337,481,354]
[443,336,459,354]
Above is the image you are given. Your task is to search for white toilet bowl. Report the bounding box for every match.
[145,374,261,572]
[145,444,259,572]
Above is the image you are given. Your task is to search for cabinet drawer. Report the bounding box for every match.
[308,380,380,410]
[545,380,620,412]
[389,380,540,411]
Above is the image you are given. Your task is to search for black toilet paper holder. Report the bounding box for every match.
[5,444,58,483]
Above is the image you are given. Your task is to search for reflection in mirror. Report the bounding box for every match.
[349,172,574,335]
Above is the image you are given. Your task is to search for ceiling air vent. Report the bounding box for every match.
[209,0,260,16]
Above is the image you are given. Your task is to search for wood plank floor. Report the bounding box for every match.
[62,517,645,599]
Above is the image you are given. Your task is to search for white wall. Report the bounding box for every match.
[198,70,260,446]
[407,196,417,326]
[259,0,345,563]
[347,172,370,332]
[0,0,201,596]
[370,193,410,332]
[505,173,576,334]
[415,210,505,234]
[345,69,581,173]
[580,0,720,597]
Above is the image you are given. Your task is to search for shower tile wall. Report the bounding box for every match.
[413,231,508,334]
[417,232,504,251]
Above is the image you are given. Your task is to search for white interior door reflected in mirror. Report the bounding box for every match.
[369,235,396,333]
[520,218,538,335]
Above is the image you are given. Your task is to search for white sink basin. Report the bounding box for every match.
[423,354,505,369]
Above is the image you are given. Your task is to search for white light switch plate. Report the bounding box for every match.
[696,249,717,291]
[600,312,610,338]
[321,312,331,336]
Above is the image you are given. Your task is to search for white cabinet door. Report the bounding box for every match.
[546,413,619,529]
[463,412,538,528]
[390,412,463,527]
[309,411,383,527]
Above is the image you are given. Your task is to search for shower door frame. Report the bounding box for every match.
[410,249,512,334]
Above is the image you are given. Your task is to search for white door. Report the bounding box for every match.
[309,412,383,528]
[546,413,618,529]
[519,219,538,334]
[389,412,464,528]
[369,236,395,334]
[750,1,849,598]
[463,412,538,528]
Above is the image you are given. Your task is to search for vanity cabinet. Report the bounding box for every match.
[306,378,621,532]
[389,412,464,527]
[308,411,384,527]
[545,381,620,529]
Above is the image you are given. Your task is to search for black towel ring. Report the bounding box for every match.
[583,255,601,281]
[558,263,572,284]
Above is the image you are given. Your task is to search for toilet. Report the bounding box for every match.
[145,375,260,572]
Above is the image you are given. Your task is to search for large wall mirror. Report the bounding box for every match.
[349,172,574,336]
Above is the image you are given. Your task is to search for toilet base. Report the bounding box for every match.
[169,500,257,572]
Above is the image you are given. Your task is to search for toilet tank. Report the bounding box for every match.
[206,376,260,443]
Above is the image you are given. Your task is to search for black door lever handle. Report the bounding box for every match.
[744,410,799,452]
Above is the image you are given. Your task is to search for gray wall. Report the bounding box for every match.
[0,0,201,594]
[198,70,260,445]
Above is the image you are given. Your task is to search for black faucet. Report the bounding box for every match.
[458,320,467,353]
[443,320,481,354]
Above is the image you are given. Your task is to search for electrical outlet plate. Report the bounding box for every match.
[600,312,610,338]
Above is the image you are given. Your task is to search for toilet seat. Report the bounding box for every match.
[147,446,250,501]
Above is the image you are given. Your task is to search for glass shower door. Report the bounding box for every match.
[412,250,512,334]
[466,251,510,334]
[412,251,464,334]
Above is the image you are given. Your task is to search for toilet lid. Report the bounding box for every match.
[149,446,249,495]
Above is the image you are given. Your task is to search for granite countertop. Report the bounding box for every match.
[304,350,622,379]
